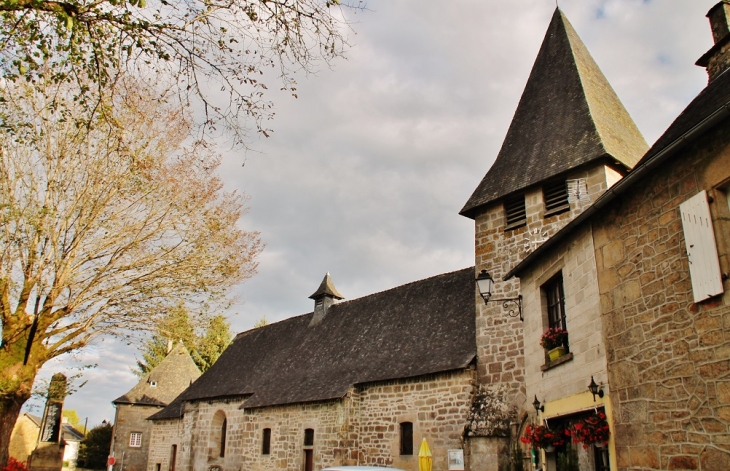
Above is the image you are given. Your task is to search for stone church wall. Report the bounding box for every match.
[354,369,475,470]
[593,122,730,470]
[146,418,184,471]
[146,369,474,471]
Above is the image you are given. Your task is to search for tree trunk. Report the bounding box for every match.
[0,393,30,469]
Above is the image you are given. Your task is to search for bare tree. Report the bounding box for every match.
[0,75,262,465]
[0,0,357,145]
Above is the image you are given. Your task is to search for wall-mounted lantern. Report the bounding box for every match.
[475,270,523,321]
[532,395,545,414]
[588,376,604,402]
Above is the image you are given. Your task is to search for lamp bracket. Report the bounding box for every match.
[485,295,523,321]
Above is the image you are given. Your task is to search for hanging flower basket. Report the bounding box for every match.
[520,424,569,450]
[572,412,610,449]
[540,327,568,351]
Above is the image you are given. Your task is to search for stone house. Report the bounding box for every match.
[142,7,653,471]
[111,343,201,471]
[506,2,730,470]
[9,413,84,469]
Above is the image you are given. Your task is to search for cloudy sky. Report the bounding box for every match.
[34,0,718,427]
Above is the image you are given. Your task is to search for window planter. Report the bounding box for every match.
[547,346,567,361]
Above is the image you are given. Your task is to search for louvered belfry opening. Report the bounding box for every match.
[543,180,570,217]
[504,195,527,230]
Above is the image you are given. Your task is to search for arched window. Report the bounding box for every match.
[209,411,227,459]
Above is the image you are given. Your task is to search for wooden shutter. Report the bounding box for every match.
[679,191,724,302]
[504,195,526,230]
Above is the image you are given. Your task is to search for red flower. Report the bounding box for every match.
[2,458,29,471]
[521,424,569,449]
[540,328,568,350]
[572,413,610,449]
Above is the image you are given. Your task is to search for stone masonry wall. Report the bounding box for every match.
[474,164,621,408]
[146,369,475,471]
[593,122,730,470]
[355,369,475,470]
[146,418,184,471]
[112,404,162,471]
[520,223,607,406]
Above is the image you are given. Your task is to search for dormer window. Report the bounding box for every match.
[543,180,569,217]
[504,195,526,230]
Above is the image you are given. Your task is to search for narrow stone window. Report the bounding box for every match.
[303,429,315,471]
[504,194,527,230]
[129,432,142,447]
[262,428,271,455]
[303,428,314,447]
[544,272,567,334]
[209,410,227,460]
[400,422,413,455]
[220,418,227,457]
[543,180,569,217]
[169,444,177,471]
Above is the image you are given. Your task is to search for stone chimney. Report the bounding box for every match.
[308,272,344,326]
[697,1,730,82]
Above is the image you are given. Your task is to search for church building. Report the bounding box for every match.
[140,3,730,471]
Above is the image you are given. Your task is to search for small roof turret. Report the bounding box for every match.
[309,272,344,301]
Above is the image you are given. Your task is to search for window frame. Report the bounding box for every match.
[399,422,413,456]
[129,432,142,448]
[220,418,227,458]
[303,428,314,448]
[545,273,567,332]
[262,428,271,455]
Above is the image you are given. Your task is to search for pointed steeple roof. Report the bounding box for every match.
[309,272,344,300]
[460,9,647,218]
[113,342,201,406]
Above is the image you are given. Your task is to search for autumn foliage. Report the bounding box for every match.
[0,76,262,467]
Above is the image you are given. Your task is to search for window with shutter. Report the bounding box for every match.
[504,195,526,230]
[679,191,724,302]
[543,180,570,217]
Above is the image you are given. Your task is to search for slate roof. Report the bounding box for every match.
[149,268,476,420]
[460,8,647,218]
[113,343,201,407]
[505,66,730,281]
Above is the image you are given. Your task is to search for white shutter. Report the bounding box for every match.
[679,190,724,303]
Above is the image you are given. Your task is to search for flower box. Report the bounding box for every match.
[540,327,568,351]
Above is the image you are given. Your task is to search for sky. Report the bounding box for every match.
[31,0,719,427]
